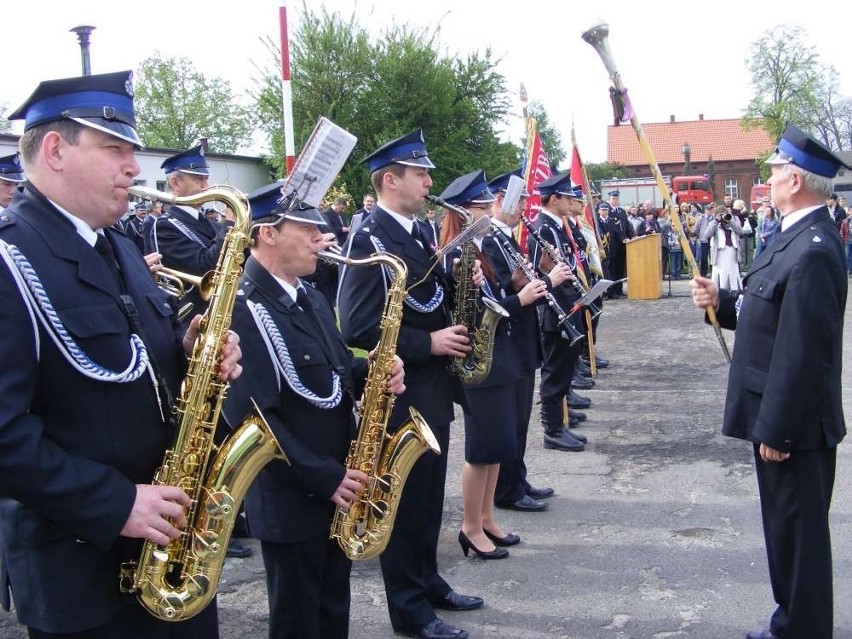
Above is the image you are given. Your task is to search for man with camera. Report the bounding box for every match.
[700,203,745,289]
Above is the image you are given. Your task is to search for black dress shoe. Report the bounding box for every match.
[564,429,587,444]
[745,630,778,639]
[407,618,469,639]
[497,494,549,511]
[568,415,579,427]
[571,375,594,390]
[581,355,610,369]
[225,539,253,558]
[575,360,592,376]
[432,591,484,611]
[483,528,521,546]
[458,531,509,559]
[526,485,555,499]
[568,390,591,409]
[543,431,585,452]
[569,409,587,422]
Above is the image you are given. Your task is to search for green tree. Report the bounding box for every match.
[251,6,520,198]
[523,101,564,167]
[585,162,629,187]
[743,25,821,142]
[134,54,253,153]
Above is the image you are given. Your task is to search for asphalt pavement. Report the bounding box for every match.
[3,278,852,639]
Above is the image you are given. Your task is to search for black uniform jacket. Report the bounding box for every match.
[0,186,184,632]
[715,206,846,452]
[482,231,541,372]
[337,207,466,428]
[223,257,367,543]
[123,215,146,254]
[154,205,233,313]
[527,213,582,334]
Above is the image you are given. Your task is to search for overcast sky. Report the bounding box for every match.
[4,0,850,163]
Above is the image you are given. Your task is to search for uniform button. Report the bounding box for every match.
[304,354,310,361]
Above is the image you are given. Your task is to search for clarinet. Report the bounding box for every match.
[521,217,603,319]
[488,224,585,345]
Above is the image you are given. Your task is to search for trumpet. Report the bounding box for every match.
[155,266,216,301]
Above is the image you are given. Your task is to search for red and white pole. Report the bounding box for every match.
[279,2,296,174]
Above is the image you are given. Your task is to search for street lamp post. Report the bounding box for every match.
[70,25,96,76]
[681,141,692,174]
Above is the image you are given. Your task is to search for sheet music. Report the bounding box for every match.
[282,117,357,208]
[577,278,627,305]
[501,175,525,214]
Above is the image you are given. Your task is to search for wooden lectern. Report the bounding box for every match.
[626,234,661,299]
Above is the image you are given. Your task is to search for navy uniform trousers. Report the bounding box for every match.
[337,208,465,633]
[715,206,846,639]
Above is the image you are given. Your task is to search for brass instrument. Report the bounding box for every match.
[156,266,216,301]
[521,216,603,321]
[488,224,585,346]
[120,185,287,621]
[582,21,731,363]
[322,250,440,560]
[425,194,508,384]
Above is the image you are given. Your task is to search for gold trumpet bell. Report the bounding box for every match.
[157,267,217,301]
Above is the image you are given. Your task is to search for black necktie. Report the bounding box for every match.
[411,222,425,246]
[95,233,120,285]
[296,287,318,322]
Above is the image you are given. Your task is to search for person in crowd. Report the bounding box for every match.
[732,199,756,269]
[124,202,149,254]
[0,153,25,211]
[488,169,567,512]
[436,170,547,558]
[702,203,745,289]
[348,193,375,235]
[0,69,242,639]
[754,205,781,259]
[223,181,405,639]
[321,196,350,246]
[142,200,165,255]
[840,206,852,276]
[337,129,484,639]
[605,189,632,297]
[826,192,844,229]
[691,122,848,639]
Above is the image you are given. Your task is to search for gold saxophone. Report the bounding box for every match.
[119,185,287,621]
[323,249,440,560]
[425,195,508,384]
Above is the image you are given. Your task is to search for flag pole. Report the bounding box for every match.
[279,3,296,174]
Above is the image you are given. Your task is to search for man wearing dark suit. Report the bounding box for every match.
[348,193,375,236]
[691,122,848,639]
[154,145,236,328]
[606,189,632,297]
[124,202,148,254]
[321,197,350,245]
[420,207,441,249]
[0,70,241,638]
[527,173,587,453]
[224,182,404,639]
[337,129,483,639]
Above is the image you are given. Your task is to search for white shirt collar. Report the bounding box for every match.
[491,217,513,236]
[271,274,303,304]
[50,199,100,247]
[179,204,202,220]
[378,202,415,234]
[541,210,562,226]
[780,205,822,232]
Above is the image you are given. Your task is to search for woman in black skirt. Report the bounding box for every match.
[437,170,546,560]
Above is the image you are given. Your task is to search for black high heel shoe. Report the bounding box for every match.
[483,528,520,547]
[458,531,509,559]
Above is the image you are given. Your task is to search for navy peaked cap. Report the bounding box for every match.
[161,145,210,176]
[363,128,435,173]
[0,153,25,183]
[766,122,851,178]
[438,170,495,206]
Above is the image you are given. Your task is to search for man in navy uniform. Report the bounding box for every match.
[0,153,25,211]
[691,122,848,639]
[606,189,632,297]
[0,70,242,638]
[224,182,404,639]
[527,172,588,452]
[337,129,483,639]
[123,202,148,254]
[154,145,235,325]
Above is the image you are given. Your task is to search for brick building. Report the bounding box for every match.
[606,116,774,206]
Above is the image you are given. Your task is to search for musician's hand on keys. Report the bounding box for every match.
[547,262,573,287]
[689,276,719,311]
[431,325,471,357]
[121,485,192,545]
[518,278,547,306]
[144,252,163,274]
[319,232,338,252]
[331,469,370,510]
[471,260,484,288]
[511,266,527,292]
[388,355,406,395]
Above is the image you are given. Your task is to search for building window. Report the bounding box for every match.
[156,180,167,192]
[133,179,147,186]
[753,176,764,185]
[725,178,738,200]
